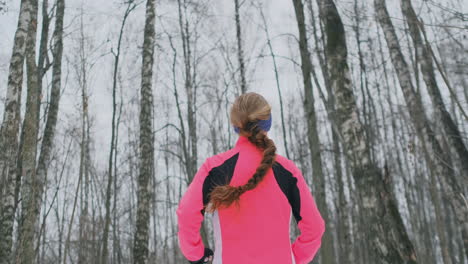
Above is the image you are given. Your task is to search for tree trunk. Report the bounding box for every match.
[178,0,198,184]
[234,0,247,94]
[307,1,354,261]
[34,0,65,254]
[63,156,83,264]
[133,0,156,262]
[375,0,468,260]
[400,2,456,263]
[101,2,135,263]
[317,0,417,262]
[400,0,468,187]
[75,9,91,263]
[175,0,209,246]
[37,0,50,80]
[15,0,41,262]
[112,99,123,264]
[258,5,290,159]
[0,0,34,261]
[290,0,335,263]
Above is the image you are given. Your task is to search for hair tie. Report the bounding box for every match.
[234,114,272,133]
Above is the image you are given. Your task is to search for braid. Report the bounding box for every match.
[244,125,276,191]
[208,124,277,211]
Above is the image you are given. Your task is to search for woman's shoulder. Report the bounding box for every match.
[202,148,240,169]
[273,154,301,174]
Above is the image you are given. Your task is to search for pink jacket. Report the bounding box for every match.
[177,136,325,264]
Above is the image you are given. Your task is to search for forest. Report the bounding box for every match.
[0,0,466,263]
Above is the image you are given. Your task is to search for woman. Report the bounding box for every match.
[177,93,325,264]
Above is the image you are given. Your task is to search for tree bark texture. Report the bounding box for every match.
[400,0,468,186]
[34,0,65,255]
[375,0,468,259]
[15,0,41,262]
[400,1,461,262]
[290,0,335,263]
[0,0,34,262]
[317,0,417,262]
[234,0,247,94]
[133,0,156,263]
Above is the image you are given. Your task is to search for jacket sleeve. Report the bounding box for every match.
[290,162,326,264]
[176,160,210,262]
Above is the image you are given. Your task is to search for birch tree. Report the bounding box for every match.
[316,0,417,262]
[15,0,41,262]
[400,0,468,182]
[306,1,353,261]
[290,0,334,262]
[399,2,464,262]
[234,0,247,94]
[35,0,65,252]
[0,0,35,261]
[375,0,468,260]
[133,0,156,262]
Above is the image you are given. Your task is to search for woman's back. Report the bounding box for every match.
[177,136,324,264]
[176,93,324,264]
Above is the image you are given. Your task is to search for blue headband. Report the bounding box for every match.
[234,114,272,133]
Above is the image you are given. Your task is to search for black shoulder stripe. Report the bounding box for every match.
[272,162,302,223]
[201,153,240,213]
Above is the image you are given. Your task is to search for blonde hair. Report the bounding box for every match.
[230,93,271,135]
[208,92,277,211]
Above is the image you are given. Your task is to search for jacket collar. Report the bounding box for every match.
[235,136,251,147]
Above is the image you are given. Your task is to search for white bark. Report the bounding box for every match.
[318,0,417,262]
[0,0,34,260]
[375,0,468,260]
[15,0,41,262]
[291,0,334,262]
